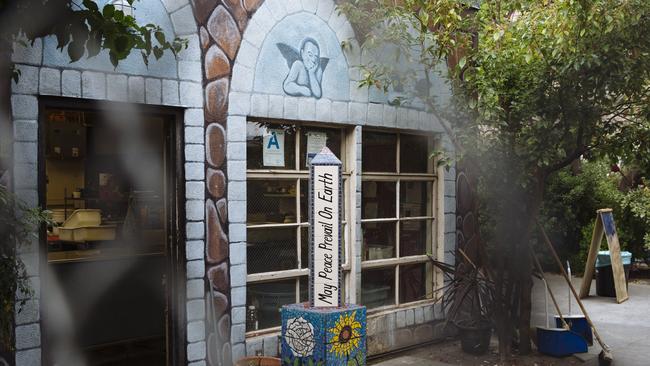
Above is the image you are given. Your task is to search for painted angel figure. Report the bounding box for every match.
[277,38,329,99]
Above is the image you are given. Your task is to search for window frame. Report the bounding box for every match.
[244,119,354,335]
[360,130,438,313]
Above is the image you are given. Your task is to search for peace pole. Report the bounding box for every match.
[280,147,366,365]
[309,147,343,307]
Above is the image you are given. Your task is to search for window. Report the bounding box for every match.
[245,121,350,332]
[360,132,436,309]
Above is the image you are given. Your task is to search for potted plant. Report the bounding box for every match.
[430,253,496,355]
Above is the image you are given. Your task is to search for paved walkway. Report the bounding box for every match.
[372,274,650,365]
[532,274,650,366]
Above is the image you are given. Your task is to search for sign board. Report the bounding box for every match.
[309,147,342,307]
[263,128,285,167]
[579,209,629,303]
[306,131,327,167]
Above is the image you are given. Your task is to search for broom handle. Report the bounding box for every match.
[567,261,572,315]
[536,221,611,352]
[531,251,569,329]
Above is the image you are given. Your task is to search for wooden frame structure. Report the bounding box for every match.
[579,209,629,303]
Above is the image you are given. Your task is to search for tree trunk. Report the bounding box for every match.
[516,180,545,355]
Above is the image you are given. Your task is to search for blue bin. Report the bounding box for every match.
[554,315,593,346]
[537,327,588,357]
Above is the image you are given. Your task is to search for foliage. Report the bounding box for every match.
[429,254,496,327]
[540,159,650,272]
[620,187,650,251]
[0,185,51,349]
[340,0,650,356]
[539,160,623,271]
[1,0,187,68]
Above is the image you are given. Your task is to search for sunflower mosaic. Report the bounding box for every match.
[280,303,366,365]
[328,311,362,358]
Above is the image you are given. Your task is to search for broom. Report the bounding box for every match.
[537,221,614,366]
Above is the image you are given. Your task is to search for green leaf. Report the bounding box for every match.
[114,35,129,55]
[86,31,102,58]
[67,40,85,62]
[155,31,166,45]
[82,0,98,12]
[459,57,466,69]
[153,46,163,59]
[103,4,115,18]
[109,51,119,68]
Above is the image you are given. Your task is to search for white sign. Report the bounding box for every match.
[263,129,285,167]
[306,132,327,167]
[312,164,340,307]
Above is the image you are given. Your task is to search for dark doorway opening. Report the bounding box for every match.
[39,99,185,366]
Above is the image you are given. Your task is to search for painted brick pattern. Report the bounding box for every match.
[198,0,458,363]
[10,1,207,365]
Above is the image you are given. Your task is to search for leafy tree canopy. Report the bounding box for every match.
[340,0,650,356]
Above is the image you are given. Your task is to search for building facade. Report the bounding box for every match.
[8,0,457,365]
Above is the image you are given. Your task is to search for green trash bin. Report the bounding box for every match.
[595,250,632,297]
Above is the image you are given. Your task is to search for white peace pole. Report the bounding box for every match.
[309,147,343,307]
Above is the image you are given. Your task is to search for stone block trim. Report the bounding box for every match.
[10,1,206,365]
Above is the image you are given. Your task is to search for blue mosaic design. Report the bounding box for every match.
[281,303,366,366]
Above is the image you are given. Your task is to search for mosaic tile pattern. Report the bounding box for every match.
[281,303,366,366]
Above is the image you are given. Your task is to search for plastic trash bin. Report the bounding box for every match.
[595,250,632,297]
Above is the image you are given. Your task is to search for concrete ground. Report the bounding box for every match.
[532,273,650,366]
[372,274,650,365]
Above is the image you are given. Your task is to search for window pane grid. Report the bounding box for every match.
[246,121,349,331]
[361,132,436,309]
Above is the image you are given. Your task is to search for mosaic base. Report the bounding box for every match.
[281,303,367,366]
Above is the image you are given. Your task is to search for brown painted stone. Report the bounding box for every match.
[222,0,249,32]
[207,6,241,60]
[206,200,229,264]
[192,0,218,25]
[200,26,210,49]
[218,314,231,340]
[211,290,229,318]
[207,168,226,199]
[243,0,263,13]
[205,45,230,80]
[205,78,229,122]
[216,198,228,224]
[208,262,229,293]
[206,123,226,168]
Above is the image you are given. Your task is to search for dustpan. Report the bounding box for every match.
[536,267,588,357]
[554,261,593,346]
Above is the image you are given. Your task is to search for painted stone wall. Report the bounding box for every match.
[9,1,206,365]
[194,0,458,363]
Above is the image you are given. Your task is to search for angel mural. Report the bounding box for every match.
[277,38,329,99]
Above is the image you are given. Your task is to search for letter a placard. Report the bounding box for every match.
[309,147,342,307]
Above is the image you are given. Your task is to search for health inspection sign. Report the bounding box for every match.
[309,147,342,307]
